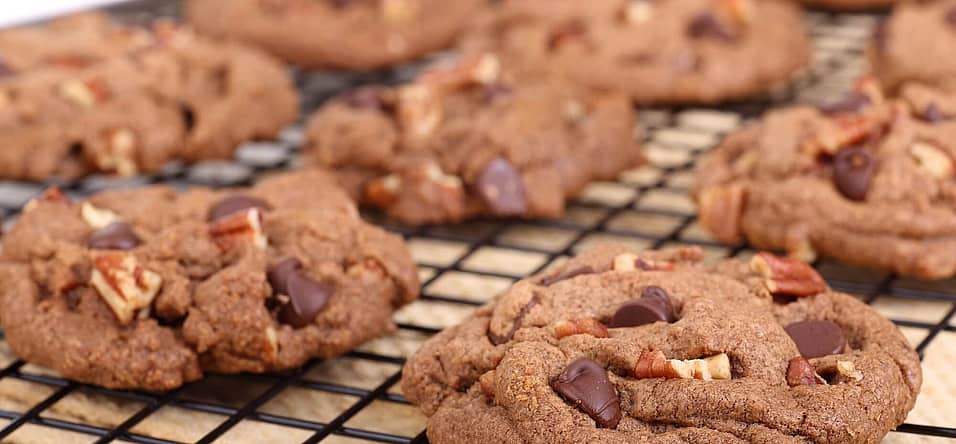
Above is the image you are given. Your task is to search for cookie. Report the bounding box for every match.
[186,0,485,70]
[0,13,297,181]
[459,0,810,105]
[304,53,644,225]
[693,77,956,279]
[401,245,921,443]
[0,169,419,390]
[870,0,956,94]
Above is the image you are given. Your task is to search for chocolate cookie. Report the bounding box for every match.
[186,0,484,70]
[304,53,644,225]
[0,169,419,390]
[401,245,921,443]
[0,13,297,181]
[459,0,810,105]
[870,0,956,94]
[693,77,956,279]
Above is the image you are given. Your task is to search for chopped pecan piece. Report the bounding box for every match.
[633,350,731,381]
[750,252,827,296]
[89,252,163,324]
[553,319,609,339]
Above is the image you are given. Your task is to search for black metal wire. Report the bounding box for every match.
[0,3,952,443]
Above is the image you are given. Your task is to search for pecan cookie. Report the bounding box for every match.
[0,13,297,181]
[459,0,810,105]
[186,0,484,70]
[870,0,956,94]
[304,53,644,225]
[401,245,921,443]
[693,77,956,279]
[0,170,419,390]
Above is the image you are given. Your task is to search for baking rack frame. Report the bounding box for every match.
[0,2,952,443]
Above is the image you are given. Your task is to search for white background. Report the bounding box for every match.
[0,0,132,29]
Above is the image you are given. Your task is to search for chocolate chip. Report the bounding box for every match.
[784,320,847,359]
[819,92,871,115]
[0,57,15,78]
[488,296,538,345]
[476,157,528,216]
[540,266,595,287]
[208,195,271,222]
[88,222,141,250]
[482,84,513,103]
[946,6,956,28]
[833,147,876,201]
[268,257,332,328]
[687,13,735,42]
[338,87,384,110]
[608,286,676,328]
[923,103,950,123]
[772,294,799,305]
[552,358,621,429]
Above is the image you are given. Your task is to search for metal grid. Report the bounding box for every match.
[0,3,953,443]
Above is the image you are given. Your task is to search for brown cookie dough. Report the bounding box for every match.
[693,77,956,279]
[459,0,810,105]
[0,13,298,181]
[304,53,644,225]
[401,245,921,443]
[0,169,419,390]
[186,0,485,70]
[870,0,956,94]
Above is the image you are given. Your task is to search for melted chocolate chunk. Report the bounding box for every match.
[923,103,951,123]
[208,195,271,222]
[687,13,735,43]
[88,222,141,250]
[540,266,595,287]
[819,92,871,115]
[268,257,333,328]
[552,358,622,429]
[833,147,876,201]
[476,157,528,216]
[784,320,847,359]
[946,6,956,28]
[608,286,677,328]
[488,296,538,345]
[338,87,385,110]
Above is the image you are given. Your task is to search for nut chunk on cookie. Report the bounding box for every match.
[401,245,920,443]
[0,13,297,181]
[693,78,956,279]
[304,53,644,225]
[0,170,419,390]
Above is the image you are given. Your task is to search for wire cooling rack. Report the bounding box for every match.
[0,2,953,443]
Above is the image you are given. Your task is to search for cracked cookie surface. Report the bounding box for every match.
[459,0,810,105]
[0,170,419,390]
[186,0,484,70]
[0,12,297,181]
[304,54,644,225]
[693,79,956,279]
[401,245,920,443]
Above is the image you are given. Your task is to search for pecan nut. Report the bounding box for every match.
[208,208,268,251]
[786,356,826,387]
[81,202,120,230]
[553,318,609,339]
[633,349,731,381]
[23,187,70,213]
[750,252,827,296]
[910,142,955,179]
[697,183,746,244]
[89,252,163,324]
